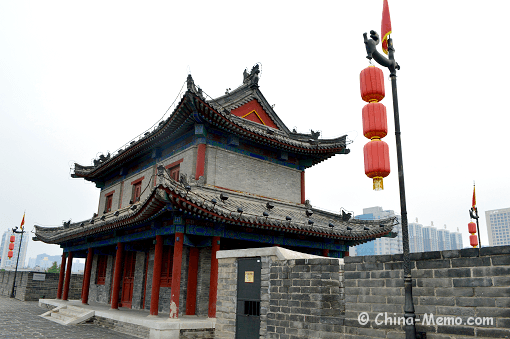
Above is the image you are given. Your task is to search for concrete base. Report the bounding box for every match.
[39,299,215,339]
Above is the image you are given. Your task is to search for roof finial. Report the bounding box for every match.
[242,64,260,88]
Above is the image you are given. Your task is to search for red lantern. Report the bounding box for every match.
[468,222,476,234]
[362,102,388,139]
[8,243,15,251]
[470,234,478,247]
[10,235,15,243]
[360,66,385,103]
[8,251,14,259]
[364,139,390,190]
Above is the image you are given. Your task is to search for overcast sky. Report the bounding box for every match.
[1,1,508,263]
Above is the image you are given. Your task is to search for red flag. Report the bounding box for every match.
[381,0,392,55]
[472,185,476,210]
[20,212,25,230]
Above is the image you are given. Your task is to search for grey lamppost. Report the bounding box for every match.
[10,226,25,298]
[363,31,421,339]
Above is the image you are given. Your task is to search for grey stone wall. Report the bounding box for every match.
[89,254,114,304]
[343,246,510,339]
[205,146,301,203]
[215,249,345,339]
[0,270,82,301]
[143,245,191,316]
[131,251,147,310]
[196,246,212,316]
[267,258,345,339]
[215,257,237,339]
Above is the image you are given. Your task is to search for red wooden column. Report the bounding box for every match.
[62,251,73,301]
[111,243,124,309]
[57,253,67,299]
[343,251,350,257]
[150,235,164,315]
[208,236,220,318]
[169,232,184,318]
[195,144,206,180]
[81,248,94,304]
[185,247,200,315]
[301,171,306,204]
[322,249,330,257]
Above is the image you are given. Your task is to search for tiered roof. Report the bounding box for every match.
[35,172,396,245]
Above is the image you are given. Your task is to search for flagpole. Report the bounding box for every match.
[470,184,482,248]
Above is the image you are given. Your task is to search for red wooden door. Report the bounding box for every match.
[120,251,136,308]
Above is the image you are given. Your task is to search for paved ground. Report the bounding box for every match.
[0,296,138,339]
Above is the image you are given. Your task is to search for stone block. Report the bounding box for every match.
[358,279,385,287]
[412,287,435,296]
[492,255,510,266]
[357,263,384,271]
[460,247,481,257]
[344,271,370,280]
[437,324,474,336]
[472,266,510,277]
[475,307,510,318]
[436,305,476,317]
[476,327,510,338]
[344,257,364,264]
[451,256,490,267]
[371,270,401,279]
[418,296,455,306]
[416,260,451,270]
[416,278,452,288]
[372,287,401,296]
[474,286,510,297]
[480,245,510,256]
[455,297,495,307]
[434,267,471,278]
[435,287,474,297]
[453,277,493,287]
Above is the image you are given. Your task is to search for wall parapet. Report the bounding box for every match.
[344,246,510,339]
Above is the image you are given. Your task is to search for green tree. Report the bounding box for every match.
[46,261,60,273]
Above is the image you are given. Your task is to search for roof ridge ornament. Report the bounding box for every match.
[93,153,110,167]
[242,64,260,88]
[186,74,205,99]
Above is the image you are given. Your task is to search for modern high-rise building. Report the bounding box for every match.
[450,228,463,250]
[352,207,402,256]
[0,230,29,269]
[26,253,62,270]
[422,223,438,252]
[485,207,510,247]
[408,220,424,253]
[437,226,451,251]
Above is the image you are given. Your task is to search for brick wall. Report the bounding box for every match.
[267,258,344,339]
[144,246,190,315]
[215,248,345,339]
[89,254,114,304]
[215,257,237,339]
[0,270,82,301]
[344,246,510,339]
[205,146,301,203]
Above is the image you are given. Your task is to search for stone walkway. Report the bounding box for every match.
[0,296,138,339]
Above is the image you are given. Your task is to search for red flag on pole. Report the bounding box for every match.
[472,185,476,210]
[381,0,392,55]
[20,212,25,231]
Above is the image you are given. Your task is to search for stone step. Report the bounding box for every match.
[40,305,95,326]
[59,308,84,317]
[50,312,73,322]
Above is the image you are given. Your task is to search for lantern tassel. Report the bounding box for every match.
[373,177,384,191]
